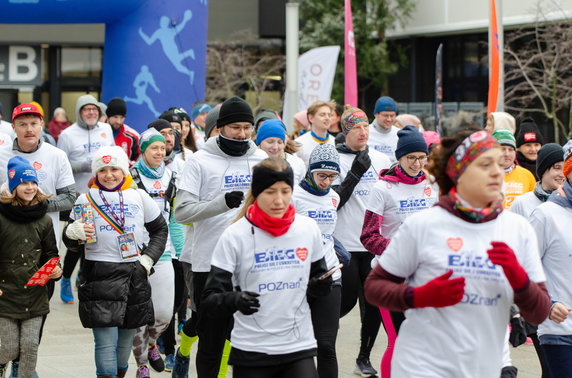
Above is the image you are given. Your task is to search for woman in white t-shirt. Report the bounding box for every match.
[63,146,168,378]
[291,143,347,378]
[364,128,550,378]
[361,125,437,377]
[201,157,331,378]
[256,119,306,184]
[529,142,572,377]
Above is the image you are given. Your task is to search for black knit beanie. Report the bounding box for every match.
[106,98,127,118]
[516,118,544,147]
[160,110,183,126]
[216,96,254,127]
[537,143,564,179]
[147,119,173,132]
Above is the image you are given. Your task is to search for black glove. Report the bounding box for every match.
[231,291,260,315]
[307,275,333,298]
[350,150,371,178]
[509,316,527,347]
[225,191,244,208]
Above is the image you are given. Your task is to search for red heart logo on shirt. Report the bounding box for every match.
[0,140,4,145]
[153,181,161,189]
[296,248,308,261]
[447,237,463,252]
[424,186,432,197]
[332,198,338,208]
[33,161,42,170]
[102,155,111,164]
[101,133,107,138]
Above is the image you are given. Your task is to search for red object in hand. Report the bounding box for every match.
[487,241,529,290]
[413,270,465,308]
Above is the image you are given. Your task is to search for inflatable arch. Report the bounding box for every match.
[0,0,208,132]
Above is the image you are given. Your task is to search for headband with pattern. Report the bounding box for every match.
[342,109,368,134]
[445,130,498,183]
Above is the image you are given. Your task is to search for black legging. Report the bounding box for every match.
[183,271,233,378]
[162,259,188,356]
[340,252,381,360]
[310,284,341,378]
[233,357,318,378]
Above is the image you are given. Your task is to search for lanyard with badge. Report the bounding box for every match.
[86,189,140,260]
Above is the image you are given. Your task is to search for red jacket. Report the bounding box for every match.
[113,124,140,166]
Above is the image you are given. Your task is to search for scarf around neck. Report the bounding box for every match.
[548,180,572,209]
[533,181,552,202]
[246,200,296,237]
[379,164,426,184]
[0,200,48,223]
[135,158,165,179]
[435,188,503,223]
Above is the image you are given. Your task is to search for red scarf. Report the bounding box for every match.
[246,201,296,237]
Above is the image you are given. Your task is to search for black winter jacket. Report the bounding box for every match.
[0,203,59,319]
[74,213,168,329]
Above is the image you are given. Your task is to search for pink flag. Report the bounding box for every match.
[344,0,358,107]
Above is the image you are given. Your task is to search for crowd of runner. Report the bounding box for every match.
[0,94,570,378]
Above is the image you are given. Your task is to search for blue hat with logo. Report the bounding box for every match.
[256,119,286,145]
[7,156,38,192]
[191,103,212,122]
[395,125,428,160]
[374,96,397,114]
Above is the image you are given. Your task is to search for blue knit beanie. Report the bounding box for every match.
[256,119,286,145]
[191,103,212,122]
[395,125,428,160]
[374,96,397,114]
[7,156,39,192]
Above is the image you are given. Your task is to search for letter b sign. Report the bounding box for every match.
[0,46,41,85]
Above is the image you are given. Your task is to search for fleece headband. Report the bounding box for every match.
[446,130,497,184]
[342,109,368,134]
[251,165,294,198]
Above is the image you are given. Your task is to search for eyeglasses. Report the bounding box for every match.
[405,155,428,163]
[226,125,254,132]
[81,106,99,113]
[316,173,339,181]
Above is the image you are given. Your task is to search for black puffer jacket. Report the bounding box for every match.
[72,214,168,329]
[0,202,59,320]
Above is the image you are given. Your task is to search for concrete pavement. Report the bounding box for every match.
[31,276,542,377]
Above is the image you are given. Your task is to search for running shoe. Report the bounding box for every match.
[60,277,74,304]
[136,365,150,378]
[171,348,190,378]
[354,357,378,377]
[148,343,165,372]
[164,354,175,372]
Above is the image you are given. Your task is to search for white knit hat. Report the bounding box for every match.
[91,146,130,176]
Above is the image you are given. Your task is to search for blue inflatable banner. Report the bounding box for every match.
[0,0,208,133]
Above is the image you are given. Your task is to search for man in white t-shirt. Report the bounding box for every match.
[174,96,267,377]
[295,100,336,167]
[0,103,76,245]
[56,95,115,304]
[368,96,399,163]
